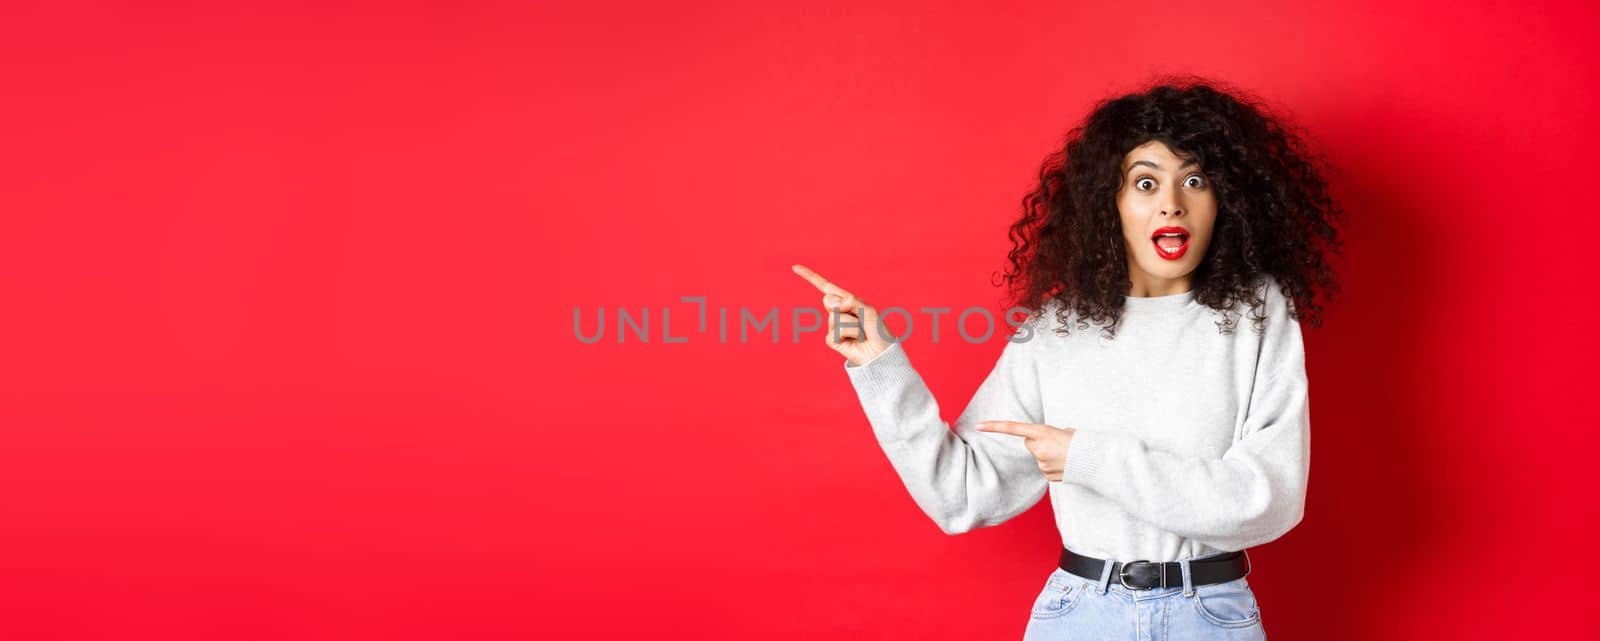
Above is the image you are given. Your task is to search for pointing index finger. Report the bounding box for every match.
[976,421,1041,438]
[790,264,851,297]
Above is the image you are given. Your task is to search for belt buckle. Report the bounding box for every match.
[1117,559,1162,590]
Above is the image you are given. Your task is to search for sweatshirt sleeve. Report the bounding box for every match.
[843,329,1048,535]
[1058,287,1311,551]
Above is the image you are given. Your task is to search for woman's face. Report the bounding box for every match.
[1116,140,1218,295]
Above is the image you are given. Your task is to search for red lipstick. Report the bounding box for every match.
[1150,226,1191,261]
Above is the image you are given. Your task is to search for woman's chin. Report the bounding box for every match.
[1132,260,1199,285]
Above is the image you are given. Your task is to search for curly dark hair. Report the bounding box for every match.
[996,75,1345,339]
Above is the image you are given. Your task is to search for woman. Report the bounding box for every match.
[791,77,1342,640]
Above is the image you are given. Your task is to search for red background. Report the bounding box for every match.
[3,1,1596,639]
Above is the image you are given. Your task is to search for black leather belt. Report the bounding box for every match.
[1058,547,1250,590]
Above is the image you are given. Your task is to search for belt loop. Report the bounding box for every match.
[1096,558,1115,595]
[1179,557,1194,597]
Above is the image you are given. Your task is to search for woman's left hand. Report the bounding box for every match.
[976,421,1077,482]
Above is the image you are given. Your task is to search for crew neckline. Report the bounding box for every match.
[1122,288,1197,312]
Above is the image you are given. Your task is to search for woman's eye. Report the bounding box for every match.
[1136,178,1155,191]
[1185,175,1206,188]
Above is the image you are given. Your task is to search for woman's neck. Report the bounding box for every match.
[1125,273,1193,297]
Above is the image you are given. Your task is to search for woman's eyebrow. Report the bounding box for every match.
[1126,158,1199,173]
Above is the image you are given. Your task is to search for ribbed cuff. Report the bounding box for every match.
[1061,426,1116,491]
[842,341,917,397]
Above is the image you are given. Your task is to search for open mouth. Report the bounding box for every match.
[1150,227,1190,260]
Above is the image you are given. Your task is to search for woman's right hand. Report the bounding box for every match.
[791,264,891,367]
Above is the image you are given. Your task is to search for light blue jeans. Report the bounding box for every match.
[1021,553,1267,641]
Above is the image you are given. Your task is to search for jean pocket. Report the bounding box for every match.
[1029,570,1086,620]
[1190,577,1261,628]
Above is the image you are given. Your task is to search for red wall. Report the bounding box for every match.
[3,1,1595,639]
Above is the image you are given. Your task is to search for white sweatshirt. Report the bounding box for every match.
[842,275,1311,562]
